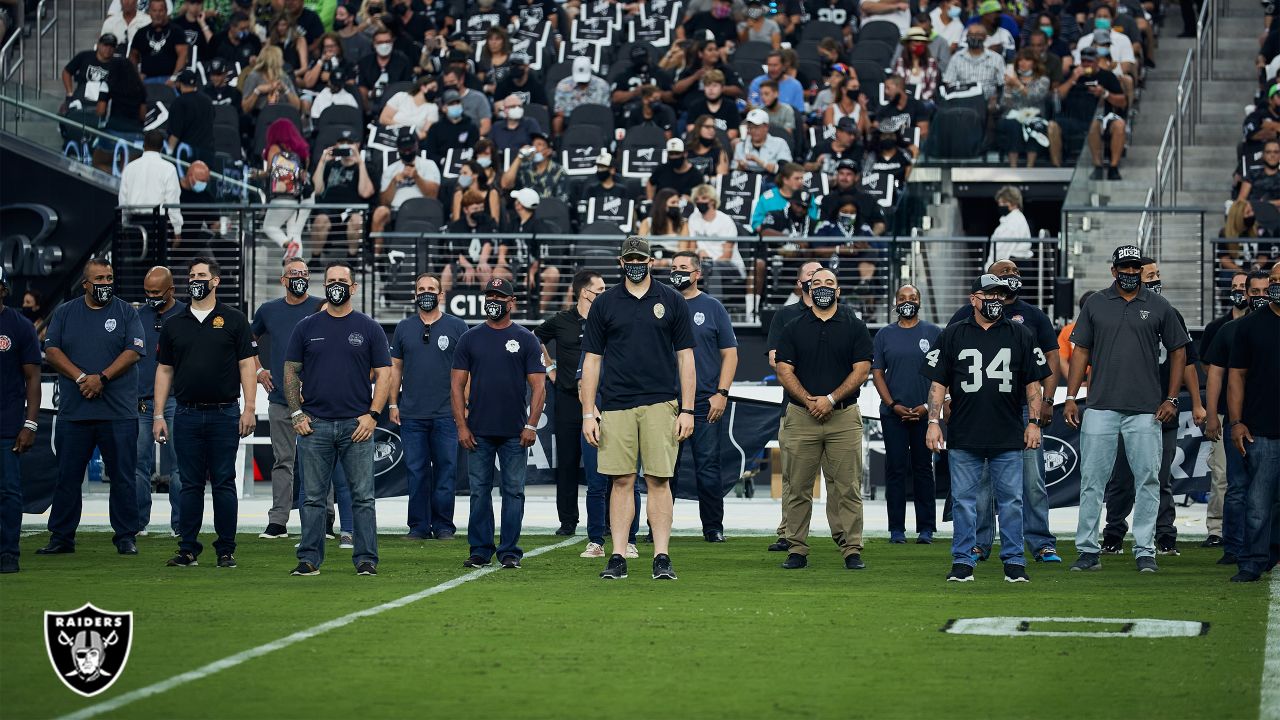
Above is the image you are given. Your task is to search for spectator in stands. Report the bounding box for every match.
[734,108,792,175]
[1081,47,1128,180]
[988,185,1033,262]
[579,151,638,222]
[239,46,303,114]
[685,183,743,274]
[553,56,610,134]
[751,162,806,229]
[119,130,184,240]
[998,49,1053,168]
[758,80,797,133]
[129,0,189,84]
[1026,27,1066,88]
[332,5,371,65]
[893,27,942,103]
[300,33,347,96]
[357,27,413,108]
[443,189,500,288]
[882,75,931,143]
[305,64,356,122]
[867,116,914,188]
[171,0,211,63]
[622,85,678,137]
[371,133,442,246]
[281,0,324,51]
[478,26,513,94]
[862,0,911,35]
[1028,0,1081,46]
[942,24,1004,100]
[102,0,151,57]
[1073,8,1136,81]
[685,115,731,177]
[820,159,886,234]
[1244,84,1280,146]
[260,119,311,259]
[210,12,262,69]
[748,51,804,115]
[678,0,736,42]
[266,15,309,75]
[612,45,675,109]
[738,0,781,47]
[1239,140,1280,205]
[760,188,811,238]
[649,138,703,200]
[929,0,965,52]
[380,74,438,139]
[495,52,548,108]
[637,189,689,257]
[685,71,741,141]
[501,133,569,205]
[967,0,1015,56]
[449,160,501,223]
[821,73,870,140]
[442,67,492,137]
[311,130,374,262]
[489,95,539,154]
[812,195,881,299]
[165,70,215,163]
[178,161,214,204]
[423,90,480,160]
[61,34,118,118]
[808,117,863,176]
[497,188,562,313]
[201,57,243,122]
[671,40,745,114]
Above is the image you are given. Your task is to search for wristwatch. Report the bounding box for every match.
[716,388,729,398]
[98,372,110,385]
[367,409,382,421]
[1164,397,1179,408]
[680,409,695,416]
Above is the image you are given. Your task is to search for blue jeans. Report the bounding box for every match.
[1222,422,1251,557]
[976,407,1053,554]
[467,436,527,561]
[949,448,1025,567]
[173,404,240,557]
[674,415,724,535]
[297,419,378,568]
[137,398,179,533]
[401,417,458,537]
[583,434,640,545]
[880,411,936,534]
[295,439,354,533]
[48,418,140,547]
[1076,409,1162,558]
[1239,436,1280,575]
[0,442,21,557]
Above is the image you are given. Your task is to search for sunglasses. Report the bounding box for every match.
[422,323,433,344]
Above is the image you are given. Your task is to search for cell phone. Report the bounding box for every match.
[333,146,352,158]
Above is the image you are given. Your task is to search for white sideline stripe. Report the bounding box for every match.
[57,536,584,720]
[1263,571,1280,720]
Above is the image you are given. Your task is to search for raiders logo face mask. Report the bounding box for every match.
[999,274,1023,296]
[896,301,919,318]
[90,283,114,306]
[670,271,693,290]
[326,281,351,306]
[189,279,211,301]
[144,296,167,310]
[1230,289,1248,309]
[1116,270,1141,292]
[810,286,837,309]
[485,299,509,320]
[287,277,309,298]
[979,298,1004,321]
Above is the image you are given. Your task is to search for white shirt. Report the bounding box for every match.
[101,12,151,52]
[118,150,183,233]
[1073,30,1137,67]
[985,27,1016,51]
[929,10,965,46]
[383,91,439,134]
[687,210,744,273]
[989,208,1033,263]
[310,87,360,119]
[863,7,910,36]
[379,156,442,209]
[107,0,171,15]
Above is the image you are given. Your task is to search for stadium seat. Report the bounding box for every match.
[315,105,364,135]
[213,124,242,162]
[562,123,607,151]
[535,196,572,233]
[733,60,766,87]
[524,103,552,134]
[851,40,896,66]
[734,41,774,65]
[543,60,575,98]
[619,122,666,151]
[212,104,239,130]
[801,21,844,44]
[396,197,445,230]
[579,220,625,235]
[251,105,305,162]
[858,21,903,47]
[568,103,615,138]
[145,83,176,110]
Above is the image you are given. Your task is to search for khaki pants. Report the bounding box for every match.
[1206,415,1227,536]
[782,404,864,557]
[775,413,789,538]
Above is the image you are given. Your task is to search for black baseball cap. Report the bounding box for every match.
[836,158,860,173]
[835,116,857,134]
[208,57,230,74]
[484,277,516,297]
[1111,244,1143,267]
[98,33,119,46]
[396,131,418,149]
[175,69,199,86]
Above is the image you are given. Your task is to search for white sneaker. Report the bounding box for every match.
[625,543,639,559]
[136,530,149,537]
[580,542,605,558]
[339,534,354,549]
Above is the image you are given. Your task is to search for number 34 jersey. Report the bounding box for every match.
[920,316,1051,452]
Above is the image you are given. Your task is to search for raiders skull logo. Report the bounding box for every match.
[44,603,134,697]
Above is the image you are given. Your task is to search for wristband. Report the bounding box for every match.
[290,410,304,419]
[22,420,38,432]
[1164,397,1179,407]
[582,413,596,420]
[256,367,268,376]
[826,394,836,406]
[98,372,110,384]
[524,424,537,432]
[928,419,940,425]
[680,409,695,416]
[367,409,381,421]
[388,404,398,409]
[547,363,557,371]
[76,372,87,384]
[717,388,729,398]
[1230,419,1242,427]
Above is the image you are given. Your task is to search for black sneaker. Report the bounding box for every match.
[356,561,377,576]
[259,524,289,539]
[463,555,492,568]
[781,553,808,569]
[166,551,198,567]
[290,561,319,576]
[554,524,576,536]
[1004,563,1030,583]
[1136,556,1159,573]
[767,538,790,552]
[946,563,974,582]
[1217,553,1238,565]
[1070,553,1102,571]
[35,543,75,555]
[1230,570,1262,583]
[704,531,726,543]
[501,555,521,569]
[217,554,236,568]
[1200,535,1223,548]
[1090,166,1105,180]
[1107,166,1122,181]
[325,524,336,540]
[844,554,866,570]
[117,539,138,555]
[434,531,456,541]
[1100,537,1124,554]
[600,554,628,580]
[1157,537,1180,556]
[0,554,19,574]
[652,554,677,580]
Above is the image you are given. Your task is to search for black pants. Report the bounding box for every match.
[1104,426,1178,542]
[553,387,583,527]
[881,412,937,534]
[1179,0,1201,34]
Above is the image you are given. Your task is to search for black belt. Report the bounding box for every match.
[178,401,239,409]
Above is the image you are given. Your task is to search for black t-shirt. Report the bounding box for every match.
[622,102,677,135]
[102,57,146,122]
[687,141,728,178]
[581,280,696,411]
[130,22,188,78]
[534,307,586,393]
[1204,315,1243,369]
[64,51,113,102]
[210,32,261,68]
[167,90,215,154]
[499,216,554,263]
[804,0,858,26]
[1247,168,1280,202]
[649,163,703,196]
[495,73,550,107]
[1199,311,1235,360]
[357,51,414,92]
[808,140,863,176]
[921,316,1051,452]
[774,306,873,402]
[820,187,884,225]
[1063,67,1124,121]
[865,148,912,188]
[685,97,741,134]
[948,298,1058,354]
[682,11,736,42]
[293,9,326,46]
[425,117,481,160]
[675,62,743,110]
[157,302,256,403]
[760,207,809,236]
[319,159,363,204]
[203,82,243,109]
[171,16,208,61]
[1228,307,1280,437]
[612,64,674,98]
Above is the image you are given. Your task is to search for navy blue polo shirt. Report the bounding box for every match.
[390,312,468,420]
[0,307,42,438]
[686,292,737,415]
[136,300,187,399]
[251,295,324,406]
[45,296,145,421]
[582,280,695,412]
[285,310,391,420]
[872,320,942,410]
[452,322,546,438]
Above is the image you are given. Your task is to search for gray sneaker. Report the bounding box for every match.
[1070,553,1102,572]
[1136,556,1159,573]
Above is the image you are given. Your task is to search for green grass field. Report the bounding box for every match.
[0,531,1274,720]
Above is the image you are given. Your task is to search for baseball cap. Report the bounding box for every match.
[665,138,685,153]
[208,57,230,74]
[596,149,614,167]
[511,187,541,208]
[175,69,199,86]
[509,51,530,66]
[485,277,516,297]
[572,55,593,83]
[836,158,860,173]
[1269,83,1280,99]
[788,189,810,207]
[441,88,461,104]
[1111,245,1143,267]
[395,131,418,150]
[745,107,769,125]
[978,0,1001,14]
[1079,46,1099,60]
[529,130,550,143]
[902,27,929,44]
[971,273,1012,293]
[835,116,857,134]
[620,235,652,259]
[629,45,649,62]
[98,32,119,46]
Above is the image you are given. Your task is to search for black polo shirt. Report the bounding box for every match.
[157,302,256,404]
[535,307,586,394]
[1228,306,1280,438]
[774,306,873,406]
[921,316,1050,453]
[582,280,695,411]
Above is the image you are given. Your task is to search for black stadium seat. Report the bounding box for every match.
[851,40,896,66]
[251,105,305,162]
[734,41,774,64]
[733,60,765,87]
[315,105,364,134]
[212,104,239,130]
[396,197,445,230]
[535,196,572,233]
[579,220,625,235]
[568,103,615,138]
[562,123,606,150]
[543,60,575,98]
[801,21,844,44]
[524,103,552,134]
[858,21,903,47]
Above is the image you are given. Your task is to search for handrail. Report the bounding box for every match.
[35,0,59,95]
[0,22,24,86]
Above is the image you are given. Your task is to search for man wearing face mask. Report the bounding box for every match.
[135,266,185,537]
[942,24,1005,100]
[494,52,549,109]
[331,4,371,65]
[501,132,570,205]
[312,131,374,264]
[390,273,467,541]
[39,258,145,556]
[250,258,324,540]
[153,258,257,569]
[441,67,492,137]
[649,138,703,201]
[285,261,392,577]
[670,252,738,543]
[623,84,679,138]
[498,188,562,314]
[872,284,940,544]
[0,266,41,574]
[581,237,696,580]
[357,28,413,108]
[371,133,443,246]
[774,268,874,570]
[1064,245,1191,573]
[209,12,262,69]
[452,278,547,570]
[553,56,610,134]
[925,274,1049,583]
[578,151,639,224]
[490,94,542,156]
[1198,271,1251,548]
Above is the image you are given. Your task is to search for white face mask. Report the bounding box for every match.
[507,105,524,120]
[375,42,392,57]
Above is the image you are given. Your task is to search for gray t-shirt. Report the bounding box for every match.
[1069,284,1191,414]
[250,295,324,406]
[45,296,146,421]
[458,89,492,131]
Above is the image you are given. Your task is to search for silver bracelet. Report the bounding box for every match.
[22,420,38,432]
[524,424,537,432]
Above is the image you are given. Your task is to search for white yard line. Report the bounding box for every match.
[1263,570,1280,720]
[56,536,583,720]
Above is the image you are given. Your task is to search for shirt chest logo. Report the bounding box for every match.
[212,316,225,329]
[438,335,450,351]
[1139,310,1150,320]
[919,338,930,353]
[505,339,520,353]
[1010,314,1025,324]
[694,311,705,326]
[348,332,365,347]
[0,335,10,352]
[104,319,117,332]
[653,303,665,319]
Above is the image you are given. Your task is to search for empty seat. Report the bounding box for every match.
[396,197,445,229]
[801,21,844,44]
[858,21,903,47]
[734,41,774,64]
[315,105,364,134]
[568,103,615,138]
[534,196,572,234]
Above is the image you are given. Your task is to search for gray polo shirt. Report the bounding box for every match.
[1070,284,1191,414]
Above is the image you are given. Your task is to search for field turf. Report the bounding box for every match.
[0,531,1273,719]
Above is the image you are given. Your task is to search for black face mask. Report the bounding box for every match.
[325,281,351,306]
[1143,280,1162,294]
[484,299,509,320]
[896,301,919,318]
[670,271,693,290]
[1269,282,1280,303]
[1230,289,1248,309]
[800,279,812,296]
[20,307,38,321]
[966,36,984,50]
[623,262,649,283]
[90,283,114,306]
[998,204,1011,216]
[666,206,682,222]
[189,279,211,301]
[596,169,611,181]
[399,151,417,163]
[391,2,406,14]
[979,298,1004,321]
[668,155,685,169]
[999,273,1022,297]
[810,286,837,309]
[415,291,439,312]
[1250,295,1270,311]
[332,16,348,29]
[287,277,309,298]
[1116,270,1141,292]
[695,201,711,215]
[1243,215,1257,228]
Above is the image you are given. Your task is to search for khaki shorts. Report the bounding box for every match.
[598,400,679,478]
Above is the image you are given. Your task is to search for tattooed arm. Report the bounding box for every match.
[1024,381,1043,450]
[925,381,947,452]
[284,360,313,436]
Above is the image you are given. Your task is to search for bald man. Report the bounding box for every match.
[136,266,187,536]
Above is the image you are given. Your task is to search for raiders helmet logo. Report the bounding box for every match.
[45,603,134,697]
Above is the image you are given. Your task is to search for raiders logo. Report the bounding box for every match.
[1042,435,1078,488]
[373,427,403,476]
[1139,310,1150,320]
[44,603,133,697]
